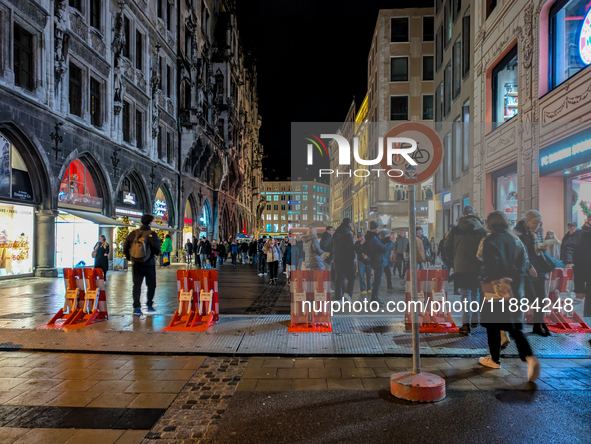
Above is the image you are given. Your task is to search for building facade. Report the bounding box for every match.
[262,179,330,237]
[0,0,261,278]
[433,0,474,239]
[473,0,591,236]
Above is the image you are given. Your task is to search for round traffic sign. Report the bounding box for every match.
[380,122,443,184]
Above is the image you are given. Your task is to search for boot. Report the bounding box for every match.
[532,323,551,337]
[459,323,471,335]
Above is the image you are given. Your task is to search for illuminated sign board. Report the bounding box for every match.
[287,201,300,205]
[443,192,452,204]
[116,207,142,217]
[123,192,136,205]
[579,8,591,65]
[419,206,428,212]
[154,199,167,217]
[540,130,591,175]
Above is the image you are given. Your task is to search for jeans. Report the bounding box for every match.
[211,256,217,268]
[371,265,384,301]
[252,253,257,265]
[132,263,156,309]
[486,325,532,364]
[460,286,479,324]
[231,253,237,265]
[358,262,372,292]
[394,253,406,278]
[200,253,208,268]
[219,255,224,266]
[195,253,200,267]
[241,252,247,263]
[335,265,355,300]
[384,265,393,288]
[297,257,304,271]
[258,254,267,274]
[269,261,278,280]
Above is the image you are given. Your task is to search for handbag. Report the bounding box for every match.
[92,245,98,258]
[163,255,169,265]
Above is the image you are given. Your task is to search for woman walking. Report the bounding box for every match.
[211,240,218,268]
[93,235,110,281]
[479,211,540,381]
[161,234,172,267]
[264,237,282,284]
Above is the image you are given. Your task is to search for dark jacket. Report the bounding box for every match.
[332,224,355,272]
[216,243,226,257]
[444,214,487,274]
[480,229,529,327]
[283,243,292,264]
[319,232,332,254]
[573,229,591,271]
[355,240,371,265]
[184,241,193,255]
[296,239,305,259]
[514,219,546,281]
[249,241,257,255]
[290,244,300,266]
[240,242,249,253]
[93,242,109,271]
[393,236,409,255]
[560,229,582,265]
[418,234,431,255]
[302,233,324,270]
[364,231,394,269]
[123,224,162,266]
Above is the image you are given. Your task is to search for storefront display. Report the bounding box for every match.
[154,187,169,227]
[493,164,518,228]
[550,0,591,88]
[492,46,518,128]
[184,200,194,243]
[571,173,591,227]
[59,160,102,210]
[56,213,98,269]
[0,203,34,277]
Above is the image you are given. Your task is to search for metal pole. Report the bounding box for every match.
[408,184,421,374]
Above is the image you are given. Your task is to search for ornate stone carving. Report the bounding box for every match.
[137,70,147,92]
[54,0,70,88]
[486,129,516,155]
[90,30,106,58]
[112,1,126,115]
[150,45,162,139]
[522,2,534,69]
[70,11,87,41]
[543,84,591,120]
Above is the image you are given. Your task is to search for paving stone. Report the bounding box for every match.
[276,368,308,379]
[326,378,364,390]
[293,359,325,368]
[262,358,295,368]
[308,368,342,379]
[341,367,376,379]
[254,379,292,391]
[361,378,390,390]
[291,379,328,390]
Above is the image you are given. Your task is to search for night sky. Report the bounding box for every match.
[236,1,433,180]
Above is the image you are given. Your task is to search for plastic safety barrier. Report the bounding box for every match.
[525,268,590,333]
[38,268,108,330]
[162,269,219,331]
[404,269,458,333]
[288,270,332,333]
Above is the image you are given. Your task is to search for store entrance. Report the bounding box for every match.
[56,213,98,269]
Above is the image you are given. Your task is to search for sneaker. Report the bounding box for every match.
[367,290,372,294]
[258,273,263,277]
[133,308,143,316]
[343,294,352,303]
[526,356,540,382]
[500,330,511,348]
[147,306,156,313]
[479,355,501,369]
[387,286,394,291]
[263,273,268,275]
[361,291,367,295]
[459,323,471,335]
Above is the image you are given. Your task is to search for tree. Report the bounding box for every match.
[115,216,130,258]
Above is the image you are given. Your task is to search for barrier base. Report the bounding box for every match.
[288,322,333,333]
[37,310,107,330]
[404,312,458,333]
[390,372,446,403]
[525,312,591,334]
[162,312,217,332]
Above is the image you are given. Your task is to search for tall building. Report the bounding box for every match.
[433,0,474,239]
[353,95,370,232]
[0,0,261,278]
[367,7,435,235]
[262,179,330,237]
[473,0,591,236]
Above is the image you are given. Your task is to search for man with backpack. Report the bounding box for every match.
[257,236,267,276]
[123,214,162,316]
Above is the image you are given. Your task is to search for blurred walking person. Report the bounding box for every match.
[364,221,395,305]
[161,234,172,267]
[93,235,110,282]
[265,237,282,284]
[302,227,324,271]
[333,218,355,303]
[355,233,372,295]
[257,236,268,276]
[478,211,540,381]
[393,231,409,278]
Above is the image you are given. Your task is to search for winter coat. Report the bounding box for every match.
[161,237,173,253]
[393,236,409,255]
[230,243,239,254]
[249,241,257,255]
[364,231,394,269]
[514,219,546,281]
[405,235,426,264]
[290,245,300,267]
[240,242,249,253]
[573,229,591,272]
[283,244,291,264]
[184,242,193,255]
[296,239,305,259]
[480,229,529,327]
[302,233,324,270]
[561,229,582,265]
[265,242,282,263]
[355,240,371,265]
[319,232,332,254]
[217,243,226,257]
[332,224,355,273]
[444,214,487,274]
[418,234,431,255]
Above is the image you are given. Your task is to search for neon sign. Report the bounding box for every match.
[540,138,591,168]
[154,199,167,217]
[579,8,591,65]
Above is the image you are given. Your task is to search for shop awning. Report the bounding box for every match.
[61,209,135,227]
[151,224,181,232]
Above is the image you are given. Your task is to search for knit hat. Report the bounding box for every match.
[525,210,542,222]
[463,206,475,216]
[369,221,379,230]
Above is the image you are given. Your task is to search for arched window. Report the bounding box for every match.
[0,132,34,202]
[59,159,102,209]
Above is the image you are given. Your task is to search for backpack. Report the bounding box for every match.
[130,229,152,263]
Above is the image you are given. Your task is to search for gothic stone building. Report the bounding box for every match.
[0,0,261,278]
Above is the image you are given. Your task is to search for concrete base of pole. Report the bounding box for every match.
[390,371,446,403]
